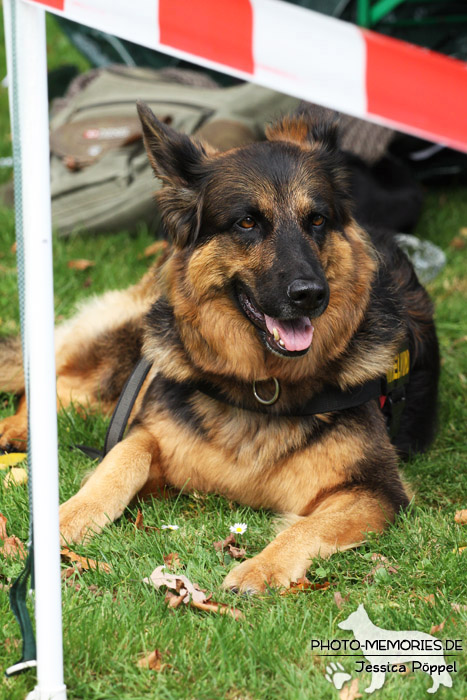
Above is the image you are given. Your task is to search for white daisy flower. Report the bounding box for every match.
[161,524,179,531]
[230,522,247,534]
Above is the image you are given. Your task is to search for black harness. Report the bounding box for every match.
[78,347,410,461]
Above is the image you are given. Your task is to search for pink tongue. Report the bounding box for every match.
[264,314,314,352]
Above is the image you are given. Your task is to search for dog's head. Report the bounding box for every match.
[138,102,376,381]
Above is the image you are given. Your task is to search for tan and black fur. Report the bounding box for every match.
[0,105,439,592]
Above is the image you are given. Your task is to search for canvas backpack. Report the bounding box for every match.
[49,65,301,236]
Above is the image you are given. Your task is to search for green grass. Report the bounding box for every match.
[1,14,467,700]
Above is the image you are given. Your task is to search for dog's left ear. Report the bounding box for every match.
[137,100,208,247]
[266,106,339,151]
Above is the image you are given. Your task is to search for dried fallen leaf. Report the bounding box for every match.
[163,552,182,570]
[363,553,398,583]
[451,603,467,613]
[0,516,27,560]
[452,335,467,348]
[0,452,27,468]
[135,509,144,530]
[145,565,243,620]
[449,236,466,250]
[67,578,81,591]
[214,533,236,551]
[138,648,171,671]
[4,637,20,652]
[281,577,330,595]
[4,466,28,488]
[61,547,111,573]
[339,678,362,700]
[2,535,26,560]
[396,663,412,675]
[143,240,169,258]
[145,565,205,604]
[334,591,350,609]
[424,594,436,606]
[61,564,104,595]
[370,553,397,568]
[61,565,83,580]
[430,620,446,635]
[133,509,160,533]
[454,509,467,525]
[11,241,17,254]
[213,533,247,560]
[0,513,7,540]
[228,545,247,559]
[190,597,244,621]
[67,259,95,271]
[165,590,184,608]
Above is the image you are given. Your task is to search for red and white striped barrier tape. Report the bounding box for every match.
[28,0,467,151]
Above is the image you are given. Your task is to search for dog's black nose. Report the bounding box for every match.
[287,279,327,311]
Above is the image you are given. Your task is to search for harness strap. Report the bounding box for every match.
[295,377,383,415]
[77,347,410,459]
[76,357,151,461]
[103,357,152,458]
[5,552,37,677]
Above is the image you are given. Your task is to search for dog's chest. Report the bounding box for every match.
[148,411,356,514]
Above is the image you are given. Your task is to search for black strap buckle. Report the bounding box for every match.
[381,346,410,440]
[385,385,407,440]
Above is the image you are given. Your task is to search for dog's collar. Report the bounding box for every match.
[188,345,410,420]
[191,375,385,417]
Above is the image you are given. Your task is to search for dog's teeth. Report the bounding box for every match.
[272,327,285,347]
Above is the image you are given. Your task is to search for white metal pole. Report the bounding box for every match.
[4,1,67,698]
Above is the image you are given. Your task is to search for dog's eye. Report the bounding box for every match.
[311,214,325,228]
[237,217,256,230]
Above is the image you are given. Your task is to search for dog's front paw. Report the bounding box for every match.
[59,497,111,545]
[0,415,28,451]
[222,553,307,594]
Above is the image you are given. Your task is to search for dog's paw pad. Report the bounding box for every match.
[325,662,352,690]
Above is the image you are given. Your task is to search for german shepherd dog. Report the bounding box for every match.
[0,104,439,592]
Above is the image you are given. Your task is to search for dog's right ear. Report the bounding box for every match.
[137,100,208,186]
[266,106,340,152]
[137,101,208,247]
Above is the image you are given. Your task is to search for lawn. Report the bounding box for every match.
[1,13,466,700]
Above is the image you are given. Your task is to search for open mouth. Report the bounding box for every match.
[236,286,314,357]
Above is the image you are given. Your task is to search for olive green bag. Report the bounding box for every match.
[49,66,300,236]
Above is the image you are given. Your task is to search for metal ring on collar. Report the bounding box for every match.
[252,378,280,405]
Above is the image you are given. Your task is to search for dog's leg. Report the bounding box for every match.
[0,395,28,451]
[223,490,393,593]
[59,427,162,544]
[0,380,111,452]
[0,375,115,452]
